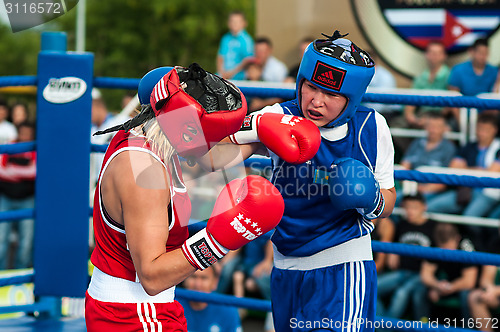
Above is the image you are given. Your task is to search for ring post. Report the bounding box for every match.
[34,32,93,299]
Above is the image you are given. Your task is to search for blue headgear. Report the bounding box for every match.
[296,31,374,128]
[138,66,174,104]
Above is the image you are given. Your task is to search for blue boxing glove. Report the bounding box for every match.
[314,158,385,220]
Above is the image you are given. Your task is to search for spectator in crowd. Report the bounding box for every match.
[377,194,435,321]
[400,112,456,202]
[253,37,288,83]
[0,122,36,270]
[233,237,274,331]
[217,10,254,80]
[120,91,137,110]
[0,99,17,145]
[468,228,500,332]
[447,38,498,127]
[494,69,500,93]
[420,223,478,319]
[426,113,500,247]
[404,41,450,128]
[179,266,242,332]
[372,217,395,273]
[363,49,399,115]
[233,237,273,300]
[245,61,282,113]
[448,38,498,97]
[285,37,314,83]
[10,102,30,127]
[245,61,263,82]
[90,88,129,188]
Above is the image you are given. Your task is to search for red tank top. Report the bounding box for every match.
[90,130,190,281]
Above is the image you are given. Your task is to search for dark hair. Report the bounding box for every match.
[425,111,446,121]
[434,223,460,245]
[426,40,446,51]
[123,91,136,99]
[301,36,315,44]
[255,37,273,48]
[477,112,499,128]
[402,193,426,205]
[16,121,36,137]
[471,38,488,50]
[17,120,35,130]
[10,102,29,122]
[0,98,9,110]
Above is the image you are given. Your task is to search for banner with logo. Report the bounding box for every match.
[351,0,500,77]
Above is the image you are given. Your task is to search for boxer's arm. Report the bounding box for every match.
[380,188,396,218]
[195,139,265,172]
[107,151,195,296]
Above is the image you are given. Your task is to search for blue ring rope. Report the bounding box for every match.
[0,275,470,332]
[0,209,34,222]
[1,74,495,330]
[3,75,500,109]
[372,241,500,266]
[394,169,500,187]
[0,76,37,87]
[0,274,33,287]
[0,142,35,154]
[94,77,140,90]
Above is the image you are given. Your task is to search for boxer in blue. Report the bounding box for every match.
[228,30,396,331]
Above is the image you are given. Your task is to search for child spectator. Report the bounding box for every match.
[404,41,450,128]
[180,266,242,332]
[10,102,30,127]
[0,122,36,269]
[421,223,478,319]
[377,194,435,321]
[217,10,254,80]
[372,217,395,273]
[400,112,456,202]
[427,113,500,248]
[245,61,280,113]
[0,99,17,145]
[468,228,500,332]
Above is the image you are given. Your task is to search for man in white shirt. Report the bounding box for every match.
[0,101,17,145]
[254,37,288,82]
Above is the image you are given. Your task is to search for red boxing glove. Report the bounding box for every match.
[182,175,284,270]
[229,113,321,164]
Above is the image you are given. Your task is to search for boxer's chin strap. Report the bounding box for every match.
[93,104,155,136]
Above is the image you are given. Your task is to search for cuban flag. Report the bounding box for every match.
[383,8,500,53]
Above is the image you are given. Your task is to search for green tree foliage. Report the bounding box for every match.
[59,0,255,77]
[0,0,255,108]
[0,25,40,75]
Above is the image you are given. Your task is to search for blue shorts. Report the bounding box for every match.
[271,260,377,332]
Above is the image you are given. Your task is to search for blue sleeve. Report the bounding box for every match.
[447,65,461,89]
[244,34,254,57]
[487,66,499,92]
[401,139,419,165]
[455,144,468,160]
[218,35,229,56]
[226,307,242,331]
[442,141,457,166]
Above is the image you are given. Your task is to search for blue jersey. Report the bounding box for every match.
[266,100,394,257]
[179,299,242,332]
[448,60,498,96]
[218,30,254,80]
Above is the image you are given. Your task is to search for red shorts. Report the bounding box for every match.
[85,292,187,332]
